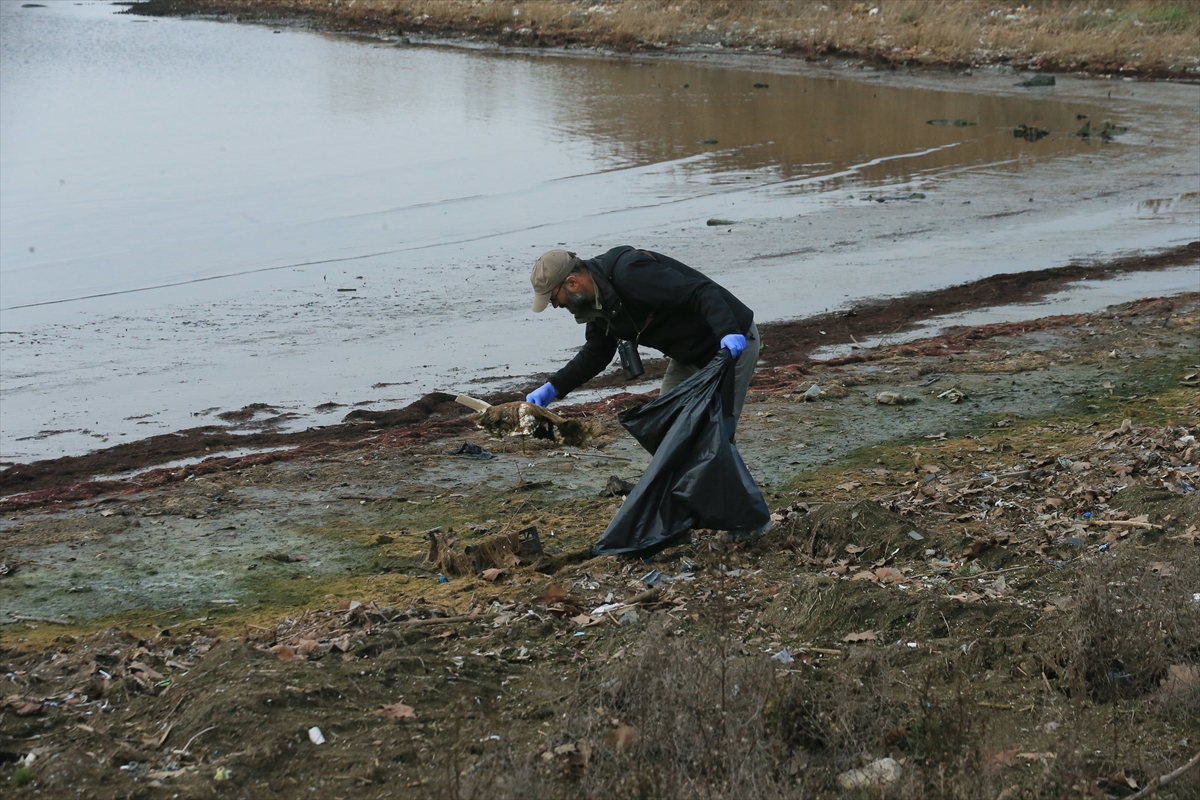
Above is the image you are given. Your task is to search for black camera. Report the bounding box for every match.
[617,340,644,381]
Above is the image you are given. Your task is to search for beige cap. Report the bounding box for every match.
[530,249,580,312]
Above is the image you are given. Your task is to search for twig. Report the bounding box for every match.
[173,725,216,756]
[399,613,497,628]
[1090,519,1162,530]
[555,451,632,462]
[1125,749,1200,800]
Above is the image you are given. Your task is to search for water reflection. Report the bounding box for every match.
[549,59,1101,183]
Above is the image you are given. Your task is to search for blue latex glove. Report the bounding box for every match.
[720,333,746,359]
[526,382,556,407]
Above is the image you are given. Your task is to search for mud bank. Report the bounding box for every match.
[2,293,1197,798]
[3,246,1196,501]
[126,0,1200,80]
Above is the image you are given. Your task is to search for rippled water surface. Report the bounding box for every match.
[2,1,1196,462]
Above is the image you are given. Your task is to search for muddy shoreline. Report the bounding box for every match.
[2,243,1195,504]
[2,286,1197,798]
[126,0,1200,81]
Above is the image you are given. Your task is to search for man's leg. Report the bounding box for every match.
[729,322,760,427]
[660,358,699,397]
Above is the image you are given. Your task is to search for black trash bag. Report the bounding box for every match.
[592,350,769,556]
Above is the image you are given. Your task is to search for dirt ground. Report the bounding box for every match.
[2,282,1198,798]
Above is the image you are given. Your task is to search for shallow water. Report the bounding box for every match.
[1,1,1197,463]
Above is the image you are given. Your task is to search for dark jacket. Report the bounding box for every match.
[549,246,754,398]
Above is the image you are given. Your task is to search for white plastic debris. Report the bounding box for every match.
[771,648,794,664]
[308,726,326,745]
[591,602,625,616]
[837,757,901,789]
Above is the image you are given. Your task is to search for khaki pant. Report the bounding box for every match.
[660,323,759,432]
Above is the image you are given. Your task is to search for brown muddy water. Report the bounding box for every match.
[1,1,1198,463]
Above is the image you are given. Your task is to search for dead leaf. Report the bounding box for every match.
[843,630,878,643]
[1161,664,1200,693]
[1017,751,1055,760]
[1149,561,1174,577]
[3,695,42,716]
[874,567,905,584]
[128,661,164,682]
[844,544,865,554]
[1043,497,1065,508]
[481,568,506,582]
[607,723,639,754]
[373,703,416,720]
[330,634,351,652]
[949,592,984,603]
[881,725,907,748]
[566,740,592,776]
[141,722,173,750]
[836,482,862,492]
[989,748,1021,767]
[296,639,320,656]
[537,585,568,604]
[570,614,595,626]
[962,537,993,559]
[1106,770,1138,790]
[269,644,296,662]
[850,571,877,582]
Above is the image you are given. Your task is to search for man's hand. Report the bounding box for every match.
[526,382,557,407]
[720,333,746,359]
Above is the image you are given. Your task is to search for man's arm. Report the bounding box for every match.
[548,321,619,398]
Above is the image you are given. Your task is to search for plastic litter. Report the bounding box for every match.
[592,351,769,556]
[214,767,232,781]
[308,726,325,745]
[837,757,901,789]
[771,648,794,664]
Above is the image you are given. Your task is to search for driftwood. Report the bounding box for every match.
[1125,749,1200,800]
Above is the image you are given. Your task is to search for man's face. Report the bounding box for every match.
[551,274,594,317]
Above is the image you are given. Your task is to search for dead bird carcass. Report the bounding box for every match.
[455,395,593,447]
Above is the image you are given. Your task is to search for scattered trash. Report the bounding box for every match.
[876,391,918,405]
[1077,120,1128,140]
[1013,124,1050,141]
[214,766,232,781]
[771,648,794,664]
[1015,74,1055,87]
[308,727,325,745]
[802,384,822,402]
[926,118,977,126]
[618,608,640,625]
[641,570,665,588]
[706,218,736,226]
[436,574,449,583]
[907,530,925,541]
[456,395,593,447]
[444,442,493,459]
[937,387,966,403]
[604,475,635,496]
[838,757,901,789]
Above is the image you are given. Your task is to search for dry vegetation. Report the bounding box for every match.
[135,0,1200,76]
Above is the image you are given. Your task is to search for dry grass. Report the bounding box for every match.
[150,0,1200,73]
